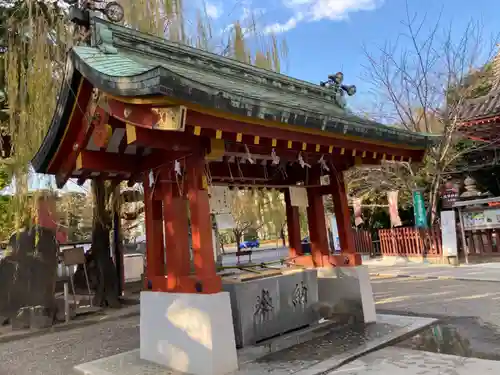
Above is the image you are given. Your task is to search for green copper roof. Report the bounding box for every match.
[73,46,155,76]
[64,17,434,149]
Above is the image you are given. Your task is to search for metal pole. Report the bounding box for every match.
[457,207,469,265]
[63,282,70,323]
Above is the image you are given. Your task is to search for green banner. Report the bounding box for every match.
[412,190,428,228]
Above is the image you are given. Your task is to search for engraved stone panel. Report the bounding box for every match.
[222,269,318,348]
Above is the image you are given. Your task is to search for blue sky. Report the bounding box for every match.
[11,0,499,195]
[197,0,499,111]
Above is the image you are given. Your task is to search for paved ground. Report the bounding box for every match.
[371,276,500,324]
[367,262,500,282]
[0,315,140,375]
[329,347,500,375]
[4,267,500,375]
[73,314,436,375]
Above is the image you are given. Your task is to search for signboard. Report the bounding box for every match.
[209,186,234,214]
[462,208,500,230]
[289,186,309,207]
[440,180,460,209]
[441,210,457,257]
[412,189,427,228]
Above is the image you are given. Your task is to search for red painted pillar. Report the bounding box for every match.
[143,174,165,289]
[162,181,192,292]
[307,186,330,266]
[330,169,361,266]
[284,188,302,258]
[186,154,222,294]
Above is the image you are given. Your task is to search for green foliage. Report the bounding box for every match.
[58,192,93,242]
[0,195,15,240]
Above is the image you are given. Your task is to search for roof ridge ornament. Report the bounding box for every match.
[320,72,356,109]
[65,1,124,29]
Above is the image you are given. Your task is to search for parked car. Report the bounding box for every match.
[238,238,260,250]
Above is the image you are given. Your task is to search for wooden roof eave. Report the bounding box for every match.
[32,57,86,174]
[69,48,431,150]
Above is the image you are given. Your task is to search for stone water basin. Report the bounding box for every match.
[222,268,319,348]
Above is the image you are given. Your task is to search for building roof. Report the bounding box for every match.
[459,49,500,124]
[33,17,434,177]
[80,18,430,141]
[458,88,500,122]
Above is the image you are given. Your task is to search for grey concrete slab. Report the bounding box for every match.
[326,347,500,375]
[73,313,437,375]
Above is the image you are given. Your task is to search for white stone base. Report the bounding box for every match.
[140,291,239,375]
[316,266,376,323]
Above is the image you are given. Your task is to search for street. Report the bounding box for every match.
[372,276,500,324]
[221,246,289,266]
[367,262,500,282]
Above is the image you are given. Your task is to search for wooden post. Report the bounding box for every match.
[284,188,302,259]
[306,178,330,266]
[330,169,361,265]
[187,154,222,294]
[162,180,192,292]
[143,174,165,289]
[457,207,469,265]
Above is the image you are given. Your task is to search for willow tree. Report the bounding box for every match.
[5,0,289,305]
[4,1,70,230]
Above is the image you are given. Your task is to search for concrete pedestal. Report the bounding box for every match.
[140,291,238,375]
[317,266,376,323]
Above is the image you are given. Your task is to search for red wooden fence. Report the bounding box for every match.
[379,226,442,257]
[352,230,374,255]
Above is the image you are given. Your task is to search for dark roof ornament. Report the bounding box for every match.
[64,0,124,29]
[320,72,356,108]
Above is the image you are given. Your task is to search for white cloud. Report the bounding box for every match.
[265,0,383,34]
[263,14,303,34]
[206,2,222,19]
[308,0,380,21]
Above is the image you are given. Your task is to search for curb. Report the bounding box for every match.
[370,273,500,283]
[0,307,140,344]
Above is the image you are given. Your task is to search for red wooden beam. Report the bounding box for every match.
[75,150,139,174]
[56,101,108,188]
[125,123,201,151]
[73,149,191,176]
[106,99,187,131]
[186,111,423,161]
[107,99,158,129]
[208,162,285,181]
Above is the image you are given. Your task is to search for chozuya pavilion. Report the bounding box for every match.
[33,16,432,375]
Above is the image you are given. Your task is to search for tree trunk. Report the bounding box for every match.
[91,180,120,308]
[234,230,242,251]
[428,175,441,225]
[280,225,286,248]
